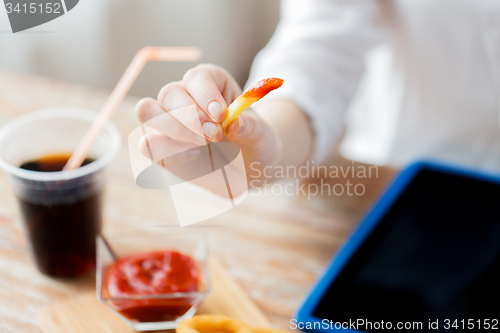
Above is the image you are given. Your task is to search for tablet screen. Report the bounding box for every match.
[313,169,500,328]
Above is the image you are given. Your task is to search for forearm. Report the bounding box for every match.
[253,99,314,170]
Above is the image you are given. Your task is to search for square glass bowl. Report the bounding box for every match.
[96,232,210,331]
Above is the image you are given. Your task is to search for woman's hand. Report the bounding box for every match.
[135,64,281,188]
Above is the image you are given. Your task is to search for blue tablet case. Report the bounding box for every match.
[293,160,500,333]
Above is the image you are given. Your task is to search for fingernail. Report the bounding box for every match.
[178,149,201,161]
[165,149,200,165]
[186,149,201,157]
[202,122,218,140]
[208,101,222,120]
[237,117,245,135]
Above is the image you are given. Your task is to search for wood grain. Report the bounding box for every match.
[0,69,396,333]
[38,259,270,333]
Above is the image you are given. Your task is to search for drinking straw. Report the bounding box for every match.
[63,46,202,170]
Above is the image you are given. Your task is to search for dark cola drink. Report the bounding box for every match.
[18,153,103,277]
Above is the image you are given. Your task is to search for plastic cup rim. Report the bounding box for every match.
[0,107,121,182]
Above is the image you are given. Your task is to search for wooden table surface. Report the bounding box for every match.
[0,69,397,333]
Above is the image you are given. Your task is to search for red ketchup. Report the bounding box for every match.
[105,250,199,322]
[241,77,284,100]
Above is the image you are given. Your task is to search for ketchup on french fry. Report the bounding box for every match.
[222,77,283,134]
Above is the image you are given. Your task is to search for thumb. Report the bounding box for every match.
[225,111,268,145]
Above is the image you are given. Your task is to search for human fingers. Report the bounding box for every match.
[183,64,241,123]
[157,81,223,142]
[136,97,205,145]
[225,110,268,145]
[139,130,201,164]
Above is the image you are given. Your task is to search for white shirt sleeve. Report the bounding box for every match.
[246,0,387,162]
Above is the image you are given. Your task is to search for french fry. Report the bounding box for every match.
[176,314,288,333]
[222,77,283,135]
